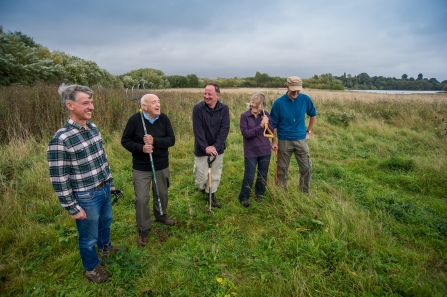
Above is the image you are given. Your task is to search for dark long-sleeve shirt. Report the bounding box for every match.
[121,112,175,171]
[240,109,273,158]
[192,101,230,156]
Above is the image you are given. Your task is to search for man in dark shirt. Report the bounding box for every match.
[121,94,175,247]
[192,83,230,208]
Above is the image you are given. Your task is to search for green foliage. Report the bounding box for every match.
[336,72,446,91]
[119,68,170,89]
[303,73,345,90]
[0,30,123,88]
[381,156,415,172]
[0,30,65,85]
[1,87,447,296]
[325,111,356,127]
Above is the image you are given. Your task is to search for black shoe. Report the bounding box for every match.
[211,193,221,208]
[240,200,249,208]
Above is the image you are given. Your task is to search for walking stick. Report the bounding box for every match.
[207,155,216,217]
[139,108,164,216]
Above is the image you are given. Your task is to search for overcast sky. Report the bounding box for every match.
[1,0,446,81]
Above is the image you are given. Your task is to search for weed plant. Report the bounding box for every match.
[0,86,446,296]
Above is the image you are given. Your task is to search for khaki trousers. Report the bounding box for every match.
[133,168,170,236]
[277,139,312,193]
[193,154,224,194]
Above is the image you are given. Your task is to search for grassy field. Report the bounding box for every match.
[0,85,446,296]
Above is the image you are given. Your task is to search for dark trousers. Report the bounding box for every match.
[238,155,271,201]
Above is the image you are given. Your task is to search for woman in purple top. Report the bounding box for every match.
[238,93,274,207]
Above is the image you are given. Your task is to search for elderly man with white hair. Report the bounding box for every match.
[121,93,176,247]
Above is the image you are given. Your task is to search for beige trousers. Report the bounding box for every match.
[193,154,224,194]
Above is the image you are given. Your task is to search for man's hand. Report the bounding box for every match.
[71,208,87,220]
[143,144,153,154]
[144,135,153,145]
[205,145,218,156]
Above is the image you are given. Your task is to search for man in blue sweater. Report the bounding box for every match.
[270,76,317,193]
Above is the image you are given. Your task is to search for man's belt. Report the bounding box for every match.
[96,180,107,189]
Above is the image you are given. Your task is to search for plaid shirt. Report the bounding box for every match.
[47,119,113,215]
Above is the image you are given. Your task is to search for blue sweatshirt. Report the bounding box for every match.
[270,92,317,141]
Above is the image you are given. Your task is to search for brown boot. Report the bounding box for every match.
[138,235,148,247]
[85,264,110,283]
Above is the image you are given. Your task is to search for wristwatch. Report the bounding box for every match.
[306,130,312,134]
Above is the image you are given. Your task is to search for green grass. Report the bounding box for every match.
[0,86,446,296]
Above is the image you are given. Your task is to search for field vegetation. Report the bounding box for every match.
[0,85,446,296]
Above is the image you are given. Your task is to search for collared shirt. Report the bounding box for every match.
[47,119,113,214]
[143,111,159,124]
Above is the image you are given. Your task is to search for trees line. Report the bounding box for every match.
[1,28,446,91]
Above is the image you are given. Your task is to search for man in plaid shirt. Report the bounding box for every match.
[47,84,116,283]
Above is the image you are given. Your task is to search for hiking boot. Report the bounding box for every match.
[162,218,175,226]
[211,193,221,208]
[85,264,110,283]
[240,200,249,208]
[138,235,148,247]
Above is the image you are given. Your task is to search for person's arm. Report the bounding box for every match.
[240,113,263,139]
[153,114,175,148]
[306,116,316,140]
[213,105,230,151]
[121,114,145,153]
[192,105,209,153]
[47,137,82,215]
[269,105,279,149]
[272,128,278,150]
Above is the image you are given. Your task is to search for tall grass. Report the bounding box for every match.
[0,85,446,296]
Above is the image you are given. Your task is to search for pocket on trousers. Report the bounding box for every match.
[75,190,94,201]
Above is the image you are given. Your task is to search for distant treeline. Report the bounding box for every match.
[1,27,446,91]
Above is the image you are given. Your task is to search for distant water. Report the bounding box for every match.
[347,90,443,95]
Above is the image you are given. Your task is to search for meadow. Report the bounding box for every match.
[0,85,446,296]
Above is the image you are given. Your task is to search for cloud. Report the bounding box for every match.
[1,0,447,80]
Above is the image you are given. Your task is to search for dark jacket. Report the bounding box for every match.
[192,100,230,156]
[121,112,175,171]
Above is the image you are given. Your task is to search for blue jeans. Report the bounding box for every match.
[238,155,271,201]
[74,183,113,271]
